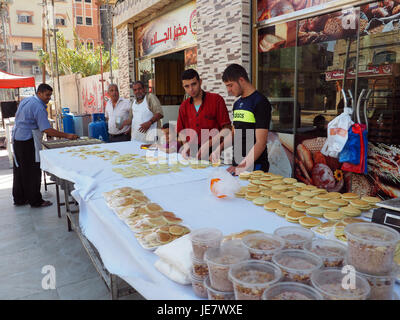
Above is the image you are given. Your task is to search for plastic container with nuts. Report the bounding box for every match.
[228,260,282,300]
[190,270,207,298]
[203,276,235,300]
[304,239,347,268]
[204,241,250,292]
[311,268,370,300]
[272,249,323,284]
[356,266,397,300]
[273,226,314,249]
[344,222,400,275]
[191,228,223,260]
[242,233,285,261]
[191,254,209,279]
[262,282,324,300]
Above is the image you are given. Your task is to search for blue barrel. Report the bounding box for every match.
[88,112,109,142]
[62,107,75,134]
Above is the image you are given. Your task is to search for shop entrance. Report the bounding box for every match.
[154,51,185,106]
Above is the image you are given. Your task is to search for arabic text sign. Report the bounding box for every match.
[136,1,197,58]
[325,65,393,81]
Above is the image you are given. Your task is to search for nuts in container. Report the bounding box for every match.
[344,222,400,275]
[191,254,209,280]
[242,233,285,261]
[272,249,323,285]
[356,267,397,300]
[273,226,314,249]
[311,268,370,300]
[203,276,235,300]
[191,228,223,260]
[190,270,207,298]
[204,241,250,292]
[262,282,323,300]
[304,239,347,268]
[228,260,282,300]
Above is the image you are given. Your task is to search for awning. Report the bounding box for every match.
[0,69,35,89]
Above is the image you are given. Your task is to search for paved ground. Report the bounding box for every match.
[0,149,144,300]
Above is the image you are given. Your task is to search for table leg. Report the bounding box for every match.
[56,183,61,218]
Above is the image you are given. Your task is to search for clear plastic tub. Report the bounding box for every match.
[204,241,250,292]
[228,260,282,300]
[191,254,209,279]
[203,276,235,300]
[190,270,207,298]
[242,233,285,261]
[273,226,314,249]
[356,266,397,300]
[304,239,347,268]
[344,222,400,275]
[191,228,223,260]
[272,249,323,284]
[262,282,323,300]
[311,268,371,300]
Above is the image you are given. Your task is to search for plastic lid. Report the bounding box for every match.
[203,276,234,295]
[191,228,223,244]
[262,282,323,300]
[311,268,370,300]
[204,241,250,266]
[304,239,347,259]
[344,222,400,246]
[228,260,282,287]
[272,249,323,272]
[242,233,285,253]
[273,226,314,242]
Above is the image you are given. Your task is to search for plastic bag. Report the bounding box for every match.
[209,168,241,199]
[341,123,368,174]
[338,127,361,164]
[321,107,354,158]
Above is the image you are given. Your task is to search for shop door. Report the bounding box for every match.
[355,1,400,199]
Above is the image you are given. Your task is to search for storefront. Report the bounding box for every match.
[255,0,400,199]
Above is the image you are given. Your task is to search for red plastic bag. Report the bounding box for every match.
[341,123,367,173]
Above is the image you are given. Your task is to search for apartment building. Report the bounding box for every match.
[73,0,101,49]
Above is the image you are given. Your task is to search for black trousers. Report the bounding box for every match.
[109,133,130,143]
[12,138,44,207]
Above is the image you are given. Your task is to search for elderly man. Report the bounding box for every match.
[104,84,131,142]
[12,83,78,208]
[123,81,163,142]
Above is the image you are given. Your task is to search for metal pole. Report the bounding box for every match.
[107,1,113,84]
[42,0,46,83]
[51,0,62,113]
[1,8,9,72]
[99,44,105,113]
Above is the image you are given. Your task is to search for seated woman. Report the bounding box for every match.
[158,123,181,153]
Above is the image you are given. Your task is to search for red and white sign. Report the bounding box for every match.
[325,65,394,81]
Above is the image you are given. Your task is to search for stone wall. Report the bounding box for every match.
[116,23,135,99]
[196,0,251,114]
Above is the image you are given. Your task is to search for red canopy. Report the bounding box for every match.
[0,69,35,89]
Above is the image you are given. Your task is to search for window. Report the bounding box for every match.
[76,16,83,25]
[56,17,66,26]
[373,51,396,65]
[75,0,81,2]
[21,42,33,51]
[86,41,93,50]
[85,0,91,3]
[17,15,32,23]
[85,17,92,25]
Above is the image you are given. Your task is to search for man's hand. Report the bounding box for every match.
[226,162,247,176]
[139,120,152,133]
[66,133,79,140]
[180,143,190,159]
[210,149,221,164]
[121,119,130,128]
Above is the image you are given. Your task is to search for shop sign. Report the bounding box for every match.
[136,2,197,58]
[325,64,394,81]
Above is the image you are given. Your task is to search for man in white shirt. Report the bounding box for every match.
[104,84,131,142]
[122,81,164,142]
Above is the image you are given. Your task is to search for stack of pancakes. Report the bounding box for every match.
[236,172,380,242]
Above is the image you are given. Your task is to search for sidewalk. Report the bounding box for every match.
[0,150,144,300]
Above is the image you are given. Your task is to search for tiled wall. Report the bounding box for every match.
[116,23,135,99]
[196,0,251,113]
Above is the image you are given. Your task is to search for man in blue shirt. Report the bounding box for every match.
[12,83,78,207]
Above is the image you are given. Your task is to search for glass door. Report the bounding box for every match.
[357,1,400,198]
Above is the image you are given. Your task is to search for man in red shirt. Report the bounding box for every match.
[177,69,231,159]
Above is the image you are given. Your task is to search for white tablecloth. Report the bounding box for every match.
[40,141,400,300]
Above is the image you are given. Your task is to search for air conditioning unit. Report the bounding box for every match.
[32,65,41,74]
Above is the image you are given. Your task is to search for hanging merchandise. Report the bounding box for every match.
[341,123,368,174]
[321,107,354,158]
[338,126,361,165]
